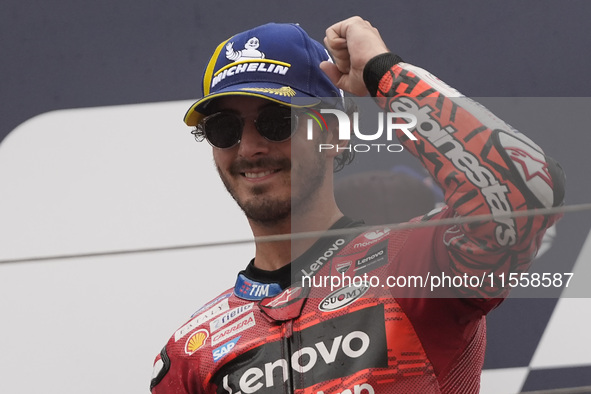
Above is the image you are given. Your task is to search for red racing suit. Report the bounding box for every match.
[151,54,565,394]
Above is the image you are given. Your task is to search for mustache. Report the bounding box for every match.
[229,157,292,175]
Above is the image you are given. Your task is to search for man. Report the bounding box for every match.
[151,17,564,393]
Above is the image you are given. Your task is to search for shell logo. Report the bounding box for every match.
[185,329,209,355]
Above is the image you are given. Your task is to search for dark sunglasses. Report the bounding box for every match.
[196,105,299,149]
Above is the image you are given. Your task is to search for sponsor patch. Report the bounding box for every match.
[211,36,291,89]
[225,37,265,62]
[174,298,230,342]
[354,241,388,274]
[300,238,346,278]
[211,312,256,346]
[234,274,283,301]
[353,229,391,249]
[185,329,209,355]
[191,293,231,317]
[210,303,254,332]
[259,285,310,322]
[364,228,391,240]
[212,305,387,393]
[335,261,352,274]
[498,131,554,208]
[319,282,370,312]
[212,336,241,362]
[261,287,303,309]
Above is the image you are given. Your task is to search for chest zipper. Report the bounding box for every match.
[281,320,296,394]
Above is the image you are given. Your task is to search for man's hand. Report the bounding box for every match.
[320,16,389,96]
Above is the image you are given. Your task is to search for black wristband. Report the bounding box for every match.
[363,53,404,96]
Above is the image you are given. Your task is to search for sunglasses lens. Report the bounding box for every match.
[203,113,242,149]
[256,106,295,142]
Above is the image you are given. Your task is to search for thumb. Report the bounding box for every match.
[320,61,343,87]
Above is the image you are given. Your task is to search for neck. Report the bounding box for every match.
[248,198,343,271]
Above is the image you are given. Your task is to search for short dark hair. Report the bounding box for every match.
[332,97,357,172]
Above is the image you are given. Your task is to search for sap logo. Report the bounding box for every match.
[318,383,375,394]
[221,331,371,393]
[212,337,240,362]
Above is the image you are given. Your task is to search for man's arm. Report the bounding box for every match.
[322,17,566,302]
[151,344,192,393]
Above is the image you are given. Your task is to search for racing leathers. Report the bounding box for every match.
[151,53,565,394]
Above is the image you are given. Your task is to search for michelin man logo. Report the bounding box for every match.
[226,37,265,61]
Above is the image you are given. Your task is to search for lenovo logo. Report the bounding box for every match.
[214,305,387,394]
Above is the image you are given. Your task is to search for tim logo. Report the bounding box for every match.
[238,280,253,295]
[234,274,282,301]
[304,108,417,153]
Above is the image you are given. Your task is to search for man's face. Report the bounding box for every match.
[210,96,329,225]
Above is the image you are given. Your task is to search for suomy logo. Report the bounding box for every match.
[304,108,417,153]
[319,283,370,312]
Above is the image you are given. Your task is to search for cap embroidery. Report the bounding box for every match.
[226,37,265,61]
[239,86,296,97]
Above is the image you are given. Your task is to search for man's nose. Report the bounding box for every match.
[237,120,270,157]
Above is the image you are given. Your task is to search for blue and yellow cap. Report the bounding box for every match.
[183,23,344,126]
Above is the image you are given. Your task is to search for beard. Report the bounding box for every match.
[216,153,326,226]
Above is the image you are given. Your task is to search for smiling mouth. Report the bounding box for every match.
[231,157,291,179]
[243,169,280,179]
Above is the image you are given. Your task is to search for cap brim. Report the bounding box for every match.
[183,82,322,126]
